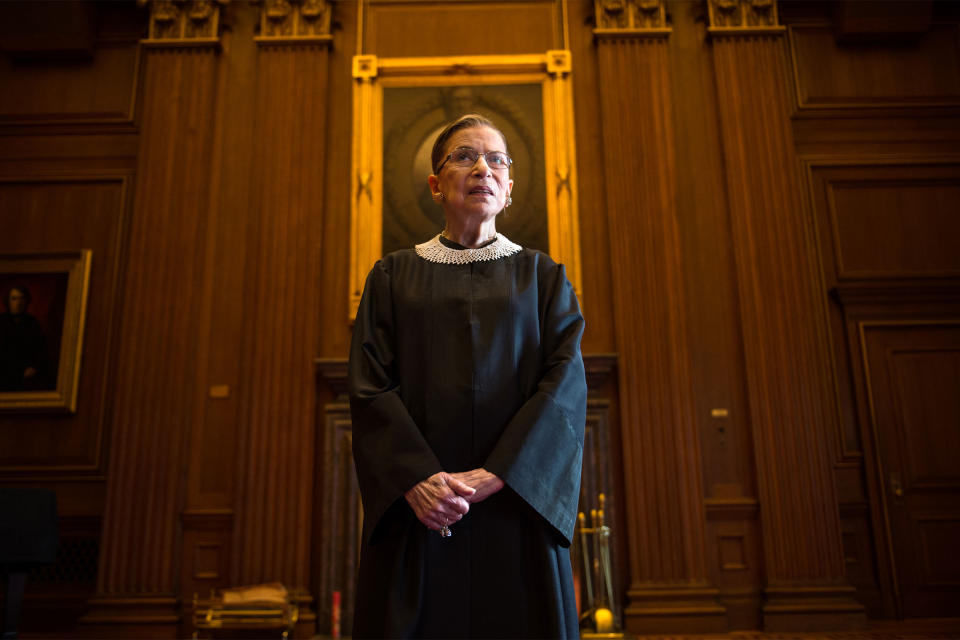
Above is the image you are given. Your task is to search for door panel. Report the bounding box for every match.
[862,322,960,617]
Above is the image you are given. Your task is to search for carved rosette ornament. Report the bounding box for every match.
[139,0,225,45]
[255,0,331,44]
[594,0,670,37]
[707,0,784,34]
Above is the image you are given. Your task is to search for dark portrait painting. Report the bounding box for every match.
[381,83,548,256]
[0,250,90,412]
[0,273,67,392]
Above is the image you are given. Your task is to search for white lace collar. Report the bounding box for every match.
[415,233,522,265]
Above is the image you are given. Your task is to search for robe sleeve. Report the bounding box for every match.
[349,260,443,544]
[483,261,587,546]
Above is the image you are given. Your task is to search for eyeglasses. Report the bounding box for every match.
[436,147,513,173]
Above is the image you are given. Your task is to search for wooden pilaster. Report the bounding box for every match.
[595,1,725,632]
[81,3,223,634]
[708,0,866,631]
[229,9,332,635]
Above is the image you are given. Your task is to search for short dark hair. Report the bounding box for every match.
[431,114,508,174]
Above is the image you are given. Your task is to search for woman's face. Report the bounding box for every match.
[429,126,513,223]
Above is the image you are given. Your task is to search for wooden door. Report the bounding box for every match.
[862,321,960,617]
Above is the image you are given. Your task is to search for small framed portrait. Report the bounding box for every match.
[0,250,92,413]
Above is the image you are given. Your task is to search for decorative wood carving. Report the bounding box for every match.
[139,0,224,46]
[707,0,784,34]
[711,28,865,631]
[80,46,221,635]
[256,0,332,44]
[593,0,670,35]
[595,34,725,633]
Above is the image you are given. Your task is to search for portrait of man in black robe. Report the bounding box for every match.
[0,284,57,392]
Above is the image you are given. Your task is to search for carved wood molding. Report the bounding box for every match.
[707,0,785,37]
[255,0,332,46]
[139,0,224,48]
[593,0,671,39]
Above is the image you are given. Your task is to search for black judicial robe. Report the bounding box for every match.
[349,240,587,639]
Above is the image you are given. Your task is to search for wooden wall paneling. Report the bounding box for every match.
[705,499,762,630]
[231,21,332,635]
[787,23,960,112]
[366,1,560,57]
[80,39,223,634]
[569,0,615,354]
[0,175,130,475]
[314,359,360,638]
[0,42,139,130]
[0,2,143,133]
[808,161,960,285]
[709,8,865,630]
[595,10,725,632]
[810,155,960,617]
[0,128,137,631]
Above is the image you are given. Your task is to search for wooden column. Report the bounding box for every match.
[231,3,332,636]
[594,1,725,633]
[81,1,223,635]
[707,0,865,631]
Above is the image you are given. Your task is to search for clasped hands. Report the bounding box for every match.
[404,469,504,532]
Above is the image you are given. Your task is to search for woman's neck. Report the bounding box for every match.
[441,219,498,248]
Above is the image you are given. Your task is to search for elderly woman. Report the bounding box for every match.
[349,114,586,638]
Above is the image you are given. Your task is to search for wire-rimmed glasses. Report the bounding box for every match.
[436,147,513,173]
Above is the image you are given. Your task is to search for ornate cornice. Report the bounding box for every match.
[707,0,785,36]
[139,0,225,48]
[593,0,672,39]
[254,0,332,47]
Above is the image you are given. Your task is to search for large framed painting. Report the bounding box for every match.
[0,251,91,412]
[349,51,582,318]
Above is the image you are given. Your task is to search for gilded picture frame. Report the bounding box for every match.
[349,51,582,319]
[0,250,92,413]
